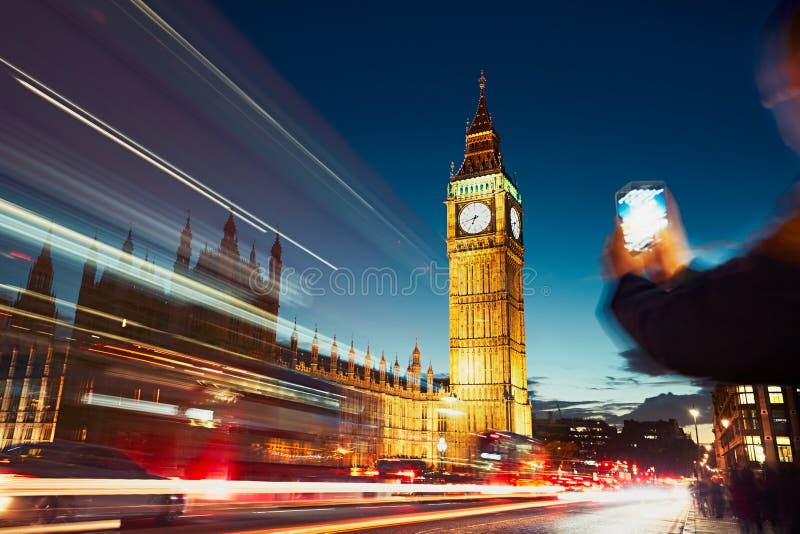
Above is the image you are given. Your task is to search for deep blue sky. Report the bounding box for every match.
[0,1,796,437]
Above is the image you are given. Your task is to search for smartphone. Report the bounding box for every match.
[615,181,668,253]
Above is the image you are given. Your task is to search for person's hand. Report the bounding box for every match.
[643,190,692,284]
[602,225,644,280]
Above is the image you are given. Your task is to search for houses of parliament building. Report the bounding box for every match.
[0,74,532,476]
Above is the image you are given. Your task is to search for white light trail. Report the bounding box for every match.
[0,56,337,269]
[0,478,564,498]
[82,393,180,416]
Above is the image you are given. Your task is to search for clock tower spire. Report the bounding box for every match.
[454,70,505,181]
[445,72,531,464]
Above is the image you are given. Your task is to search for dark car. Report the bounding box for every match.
[0,441,185,525]
[375,458,429,483]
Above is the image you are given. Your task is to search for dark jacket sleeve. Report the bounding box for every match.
[610,254,800,383]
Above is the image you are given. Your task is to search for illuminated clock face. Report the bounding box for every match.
[459,202,491,234]
[510,206,521,240]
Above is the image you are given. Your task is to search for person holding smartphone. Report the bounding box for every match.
[604,194,799,382]
[602,1,800,383]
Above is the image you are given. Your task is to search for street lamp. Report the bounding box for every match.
[437,436,447,474]
[689,407,700,479]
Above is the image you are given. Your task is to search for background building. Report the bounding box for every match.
[0,236,66,448]
[73,212,280,355]
[608,419,695,478]
[0,334,68,448]
[8,237,57,337]
[712,384,799,474]
[533,416,616,461]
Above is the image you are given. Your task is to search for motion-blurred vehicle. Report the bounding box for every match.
[475,431,548,485]
[0,441,185,525]
[375,458,429,483]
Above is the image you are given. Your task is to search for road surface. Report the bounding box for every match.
[113,488,689,534]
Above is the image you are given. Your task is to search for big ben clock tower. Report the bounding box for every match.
[446,72,532,461]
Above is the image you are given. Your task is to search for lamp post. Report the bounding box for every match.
[437,436,447,474]
[689,407,700,479]
[503,388,513,431]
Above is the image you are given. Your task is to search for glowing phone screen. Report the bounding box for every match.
[616,182,668,253]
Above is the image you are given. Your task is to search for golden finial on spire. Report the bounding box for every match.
[479,70,486,92]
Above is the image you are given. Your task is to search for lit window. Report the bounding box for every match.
[776,436,793,463]
[740,409,760,431]
[737,385,755,405]
[743,435,766,463]
[768,386,784,404]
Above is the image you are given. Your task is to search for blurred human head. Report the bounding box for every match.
[757,1,800,154]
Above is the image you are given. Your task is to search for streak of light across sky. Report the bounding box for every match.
[0,198,278,326]
[126,0,424,259]
[0,56,338,270]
